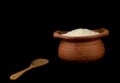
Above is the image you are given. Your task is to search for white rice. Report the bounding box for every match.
[61,28,100,37]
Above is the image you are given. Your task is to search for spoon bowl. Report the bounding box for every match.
[31,58,49,67]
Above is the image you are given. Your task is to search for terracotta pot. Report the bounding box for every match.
[53,28,109,63]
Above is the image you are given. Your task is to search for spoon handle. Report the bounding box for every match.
[10,66,32,80]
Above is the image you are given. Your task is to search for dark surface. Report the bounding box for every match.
[1,7,118,82]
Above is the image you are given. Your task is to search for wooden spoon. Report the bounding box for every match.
[10,58,49,80]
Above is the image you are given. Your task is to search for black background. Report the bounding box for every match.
[1,3,118,82]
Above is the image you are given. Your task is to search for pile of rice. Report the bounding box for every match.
[61,28,100,37]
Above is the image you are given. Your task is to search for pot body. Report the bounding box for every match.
[58,39,105,63]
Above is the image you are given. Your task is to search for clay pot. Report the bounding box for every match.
[53,28,109,63]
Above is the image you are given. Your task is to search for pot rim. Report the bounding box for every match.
[53,28,109,40]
